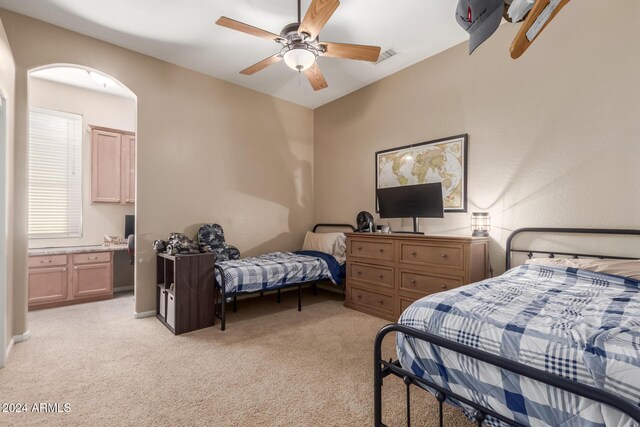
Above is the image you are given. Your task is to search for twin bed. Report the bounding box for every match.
[376,228,640,426]
[213,223,354,331]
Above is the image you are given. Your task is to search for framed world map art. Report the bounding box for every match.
[375,134,468,213]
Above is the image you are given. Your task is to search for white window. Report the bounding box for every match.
[28,108,82,238]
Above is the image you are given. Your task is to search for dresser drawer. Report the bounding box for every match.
[399,270,462,295]
[28,254,68,268]
[398,296,417,314]
[349,262,394,289]
[349,239,394,262]
[349,286,393,315]
[400,243,463,269]
[73,251,111,265]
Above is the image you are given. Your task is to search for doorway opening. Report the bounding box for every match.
[26,64,137,317]
[0,90,7,368]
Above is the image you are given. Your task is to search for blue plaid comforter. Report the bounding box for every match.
[215,251,341,295]
[397,264,640,426]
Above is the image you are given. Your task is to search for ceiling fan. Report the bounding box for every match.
[216,0,382,91]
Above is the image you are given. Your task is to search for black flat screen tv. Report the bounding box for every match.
[377,183,444,234]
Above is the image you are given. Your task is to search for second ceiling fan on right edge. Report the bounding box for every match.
[216,0,382,91]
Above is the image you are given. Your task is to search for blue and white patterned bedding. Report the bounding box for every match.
[215,251,342,295]
[397,264,640,426]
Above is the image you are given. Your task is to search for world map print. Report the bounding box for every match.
[376,136,467,211]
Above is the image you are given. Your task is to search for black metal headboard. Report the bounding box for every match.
[506,227,640,270]
[312,223,356,232]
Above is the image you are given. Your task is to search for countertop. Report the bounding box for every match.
[28,244,129,256]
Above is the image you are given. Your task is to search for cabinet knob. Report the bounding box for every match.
[62,268,66,271]
[411,251,417,256]
[409,279,416,285]
[357,294,362,299]
[74,266,78,270]
[441,285,447,290]
[378,274,384,279]
[378,299,384,304]
[88,256,98,260]
[378,249,384,253]
[441,253,448,259]
[357,246,363,251]
[356,271,362,276]
[41,259,53,264]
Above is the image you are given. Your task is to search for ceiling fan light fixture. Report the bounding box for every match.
[283,46,316,72]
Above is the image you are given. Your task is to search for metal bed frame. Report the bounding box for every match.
[213,223,355,331]
[374,227,640,426]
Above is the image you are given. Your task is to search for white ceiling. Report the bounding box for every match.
[30,66,136,99]
[0,0,469,109]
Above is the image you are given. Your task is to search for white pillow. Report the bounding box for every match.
[525,258,640,281]
[302,232,346,264]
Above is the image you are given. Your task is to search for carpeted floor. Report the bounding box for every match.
[0,290,471,426]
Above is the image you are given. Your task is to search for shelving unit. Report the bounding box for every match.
[156,252,215,335]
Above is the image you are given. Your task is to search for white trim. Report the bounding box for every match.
[13,330,30,343]
[3,336,14,365]
[134,310,156,319]
[3,331,30,368]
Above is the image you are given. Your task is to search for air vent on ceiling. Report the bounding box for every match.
[374,48,398,65]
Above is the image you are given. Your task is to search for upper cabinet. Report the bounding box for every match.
[122,134,136,204]
[90,126,135,204]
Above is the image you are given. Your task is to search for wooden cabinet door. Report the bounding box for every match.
[121,134,135,204]
[72,262,113,299]
[91,130,121,203]
[28,266,68,306]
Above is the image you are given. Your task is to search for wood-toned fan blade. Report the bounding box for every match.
[216,17,281,42]
[299,0,340,40]
[240,54,282,75]
[303,62,328,91]
[319,42,381,62]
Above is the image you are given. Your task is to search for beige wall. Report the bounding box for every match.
[314,0,640,275]
[0,16,15,362]
[0,9,314,332]
[28,77,136,249]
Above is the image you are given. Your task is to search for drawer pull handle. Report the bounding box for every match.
[357,246,363,251]
[378,274,384,279]
[378,249,384,253]
[411,251,417,256]
[409,279,416,285]
[88,256,98,260]
[441,285,448,290]
[441,253,448,259]
[378,299,384,304]
[40,260,53,264]
[357,294,362,299]
[356,271,362,276]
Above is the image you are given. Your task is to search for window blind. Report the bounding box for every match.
[28,108,83,238]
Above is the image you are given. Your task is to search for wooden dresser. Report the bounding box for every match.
[345,232,490,321]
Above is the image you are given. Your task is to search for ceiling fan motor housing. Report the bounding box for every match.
[279,22,318,44]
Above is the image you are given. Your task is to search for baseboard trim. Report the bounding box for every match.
[134,310,156,319]
[4,336,15,365]
[114,286,134,293]
[14,330,30,343]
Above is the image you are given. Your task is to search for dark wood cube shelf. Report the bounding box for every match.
[156,252,215,335]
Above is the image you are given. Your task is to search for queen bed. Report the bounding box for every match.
[375,228,640,426]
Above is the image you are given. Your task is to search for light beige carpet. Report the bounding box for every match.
[0,290,471,426]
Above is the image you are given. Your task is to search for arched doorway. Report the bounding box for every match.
[25,64,138,318]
